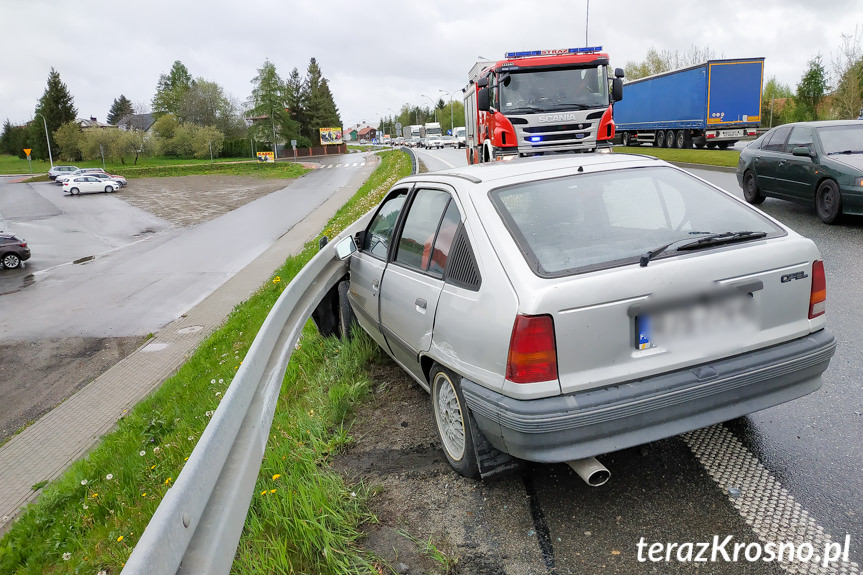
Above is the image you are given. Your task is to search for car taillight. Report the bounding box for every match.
[809,260,826,319]
[506,314,558,383]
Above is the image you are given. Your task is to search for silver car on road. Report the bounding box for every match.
[339,153,836,480]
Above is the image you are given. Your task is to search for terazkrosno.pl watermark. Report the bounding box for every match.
[636,535,852,568]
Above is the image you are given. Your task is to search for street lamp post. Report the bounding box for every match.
[445,89,460,135]
[388,108,396,137]
[420,94,437,123]
[34,112,54,169]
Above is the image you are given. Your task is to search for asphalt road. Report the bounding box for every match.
[0,160,368,339]
[410,145,863,572]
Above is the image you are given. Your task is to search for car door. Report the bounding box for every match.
[81,176,101,193]
[776,125,819,199]
[347,188,409,352]
[754,125,792,192]
[378,187,461,386]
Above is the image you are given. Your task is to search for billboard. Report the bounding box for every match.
[320,127,344,145]
[256,152,275,163]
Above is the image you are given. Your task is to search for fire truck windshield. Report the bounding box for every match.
[498,65,608,114]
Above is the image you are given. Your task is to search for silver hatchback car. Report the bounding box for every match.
[335,153,836,481]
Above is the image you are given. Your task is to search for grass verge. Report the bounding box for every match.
[612,145,741,168]
[0,154,259,176]
[0,150,412,574]
[20,160,310,183]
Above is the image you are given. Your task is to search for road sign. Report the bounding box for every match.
[395,122,402,131]
[23,148,31,157]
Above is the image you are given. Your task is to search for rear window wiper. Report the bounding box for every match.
[677,231,767,251]
[640,231,767,267]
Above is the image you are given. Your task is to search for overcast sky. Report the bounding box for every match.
[2,0,861,129]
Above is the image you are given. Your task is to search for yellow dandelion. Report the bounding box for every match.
[165,477,172,485]
[141,493,147,497]
[92,493,98,498]
[272,474,281,481]
[260,490,267,496]
[272,276,281,284]
[269,489,276,494]
[117,535,124,542]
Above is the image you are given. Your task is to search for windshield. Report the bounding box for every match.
[499,65,608,113]
[818,124,863,154]
[490,166,783,277]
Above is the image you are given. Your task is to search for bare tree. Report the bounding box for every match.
[624,45,719,81]
[830,29,863,119]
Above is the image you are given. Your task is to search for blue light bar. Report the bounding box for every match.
[505,46,603,59]
[529,136,543,142]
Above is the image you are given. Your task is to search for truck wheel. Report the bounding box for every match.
[742,171,765,205]
[430,363,480,479]
[676,131,689,149]
[656,131,666,148]
[717,142,730,150]
[667,130,677,148]
[621,132,630,147]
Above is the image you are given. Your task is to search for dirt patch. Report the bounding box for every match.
[332,361,545,575]
[118,171,316,228]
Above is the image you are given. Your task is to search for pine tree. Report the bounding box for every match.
[107,95,135,125]
[31,67,77,161]
[248,59,297,155]
[300,58,341,142]
[152,61,194,120]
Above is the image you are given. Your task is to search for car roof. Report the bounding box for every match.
[771,120,863,129]
[396,152,667,188]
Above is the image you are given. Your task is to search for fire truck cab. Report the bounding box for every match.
[464,47,624,164]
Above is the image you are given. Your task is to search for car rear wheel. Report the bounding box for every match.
[816,180,842,224]
[2,253,21,269]
[430,363,479,479]
[743,171,765,204]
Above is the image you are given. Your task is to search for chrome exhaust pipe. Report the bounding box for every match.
[566,457,610,487]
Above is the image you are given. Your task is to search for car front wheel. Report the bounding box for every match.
[2,253,21,269]
[70,187,79,195]
[430,363,479,479]
[105,185,114,193]
[816,180,842,224]
[743,171,765,204]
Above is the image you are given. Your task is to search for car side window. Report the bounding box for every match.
[785,127,814,152]
[763,125,792,152]
[427,201,461,278]
[363,190,407,260]
[395,189,452,272]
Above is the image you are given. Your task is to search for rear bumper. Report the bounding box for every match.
[462,329,836,463]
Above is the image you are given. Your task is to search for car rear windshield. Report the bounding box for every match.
[489,166,784,277]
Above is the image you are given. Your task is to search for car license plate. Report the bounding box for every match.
[635,292,756,350]
[720,129,744,138]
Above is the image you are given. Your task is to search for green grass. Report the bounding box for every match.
[0,150,412,575]
[612,145,741,168]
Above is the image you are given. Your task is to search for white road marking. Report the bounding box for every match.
[684,425,860,574]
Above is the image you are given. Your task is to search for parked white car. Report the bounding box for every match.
[56,168,107,185]
[48,165,79,180]
[62,175,120,195]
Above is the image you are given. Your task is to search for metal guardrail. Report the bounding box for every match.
[122,218,368,575]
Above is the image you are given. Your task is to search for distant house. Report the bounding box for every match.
[78,117,114,130]
[346,129,358,141]
[116,113,155,132]
[357,127,377,141]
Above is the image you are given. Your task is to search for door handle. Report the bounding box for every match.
[371,278,379,294]
[415,298,427,310]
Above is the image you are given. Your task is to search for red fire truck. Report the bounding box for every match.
[464,46,624,164]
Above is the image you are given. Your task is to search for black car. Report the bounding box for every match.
[0,233,31,269]
[737,120,863,224]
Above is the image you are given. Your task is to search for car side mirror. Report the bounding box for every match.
[792,146,814,158]
[335,235,357,260]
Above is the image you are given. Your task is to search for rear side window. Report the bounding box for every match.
[490,166,784,277]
